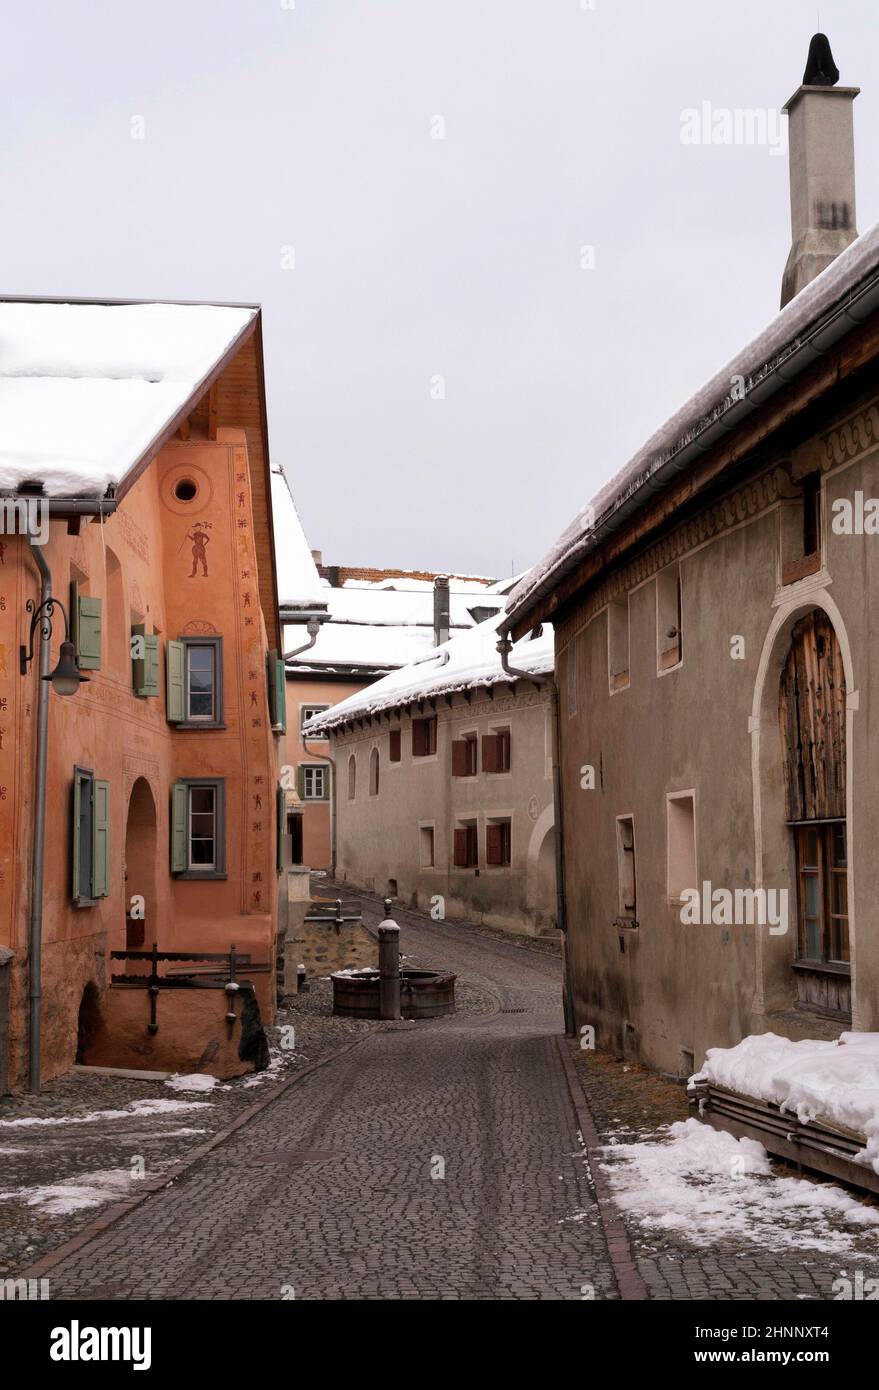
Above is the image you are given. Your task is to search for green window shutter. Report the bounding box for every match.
[143,635,160,697]
[76,596,103,670]
[170,782,187,872]
[71,772,82,900]
[297,765,305,800]
[322,764,332,801]
[131,623,145,694]
[70,581,80,658]
[276,786,286,873]
[267,650,279,726]
[92,780,110,898]
[166,640,185,722]
[274,657,287,732]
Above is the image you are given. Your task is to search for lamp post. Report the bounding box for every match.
[20,592,87,1094]
[20,597,89,694]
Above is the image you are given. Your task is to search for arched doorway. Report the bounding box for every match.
[76,982,103,1063]
[124,778,158,954]
[779,609,850,1019]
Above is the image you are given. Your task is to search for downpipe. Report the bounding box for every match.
[496,636,576,1037]
[28,543,52,1093]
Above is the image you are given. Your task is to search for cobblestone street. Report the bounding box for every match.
[7,895,879,1300]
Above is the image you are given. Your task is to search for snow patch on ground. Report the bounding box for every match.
[0,1168,138,1216]
[601,1118,879,1256]
[164,1074,220,1094]
[692,1031,879,1173]
[0,1098,211,1128]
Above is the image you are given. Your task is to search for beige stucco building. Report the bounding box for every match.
[309,612,557,936]
[503,43,879,1073]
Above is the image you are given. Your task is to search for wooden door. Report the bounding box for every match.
[779,610,846,822]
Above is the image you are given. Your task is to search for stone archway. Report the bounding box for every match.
[749,590,856,1024]
[76,982,103,1063]
[124,777,158,953]
[526,803,557,926]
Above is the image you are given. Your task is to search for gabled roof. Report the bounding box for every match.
[506,219,879,631]
[270,462,324,606]
[0,298,257,498]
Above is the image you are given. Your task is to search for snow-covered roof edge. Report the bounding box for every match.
[307,610,553,732]
[505,219,879,628]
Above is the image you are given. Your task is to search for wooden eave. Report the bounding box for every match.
[509,311,879,640]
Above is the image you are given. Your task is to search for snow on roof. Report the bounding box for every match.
[283,575,508,672]
[0,300,256,497]
[507,219,879,625]
[271,464,324,606]
[306,607,553,729]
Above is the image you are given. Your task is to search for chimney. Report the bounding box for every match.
[433,575,450,647]
[310,549,322,566]
[780,34,859,308]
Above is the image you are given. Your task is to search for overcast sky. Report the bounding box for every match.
[3,1,878,578]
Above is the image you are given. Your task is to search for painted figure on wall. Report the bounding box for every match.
[186,525,211,578]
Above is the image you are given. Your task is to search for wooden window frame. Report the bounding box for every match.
[369,746,380,797]
[412,716,437,758]
[793,820,849,968]
[483,727,511,775]
[388,729,402,763]
[452,732,478,777]
[453,820,479,869]
[173,778,227,880]
[486,817,512,868]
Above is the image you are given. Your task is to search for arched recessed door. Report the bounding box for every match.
[779,609,850,1018]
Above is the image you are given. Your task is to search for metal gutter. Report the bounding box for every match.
[506,262,879,632]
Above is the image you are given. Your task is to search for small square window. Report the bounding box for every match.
[300,704,330,736]
[302,765,328,800]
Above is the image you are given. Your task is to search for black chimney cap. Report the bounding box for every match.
[803,33,840,87]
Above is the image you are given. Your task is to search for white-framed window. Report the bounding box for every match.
[656,565,683,673]
[302,765,328,800]
[420,824,435,868]
[185,640,220,722]
[667,791,697,902]
[608,595,630,692]
[616,815,637,922]
[300,703,330,736]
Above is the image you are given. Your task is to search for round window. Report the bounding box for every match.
[174,478,198,502]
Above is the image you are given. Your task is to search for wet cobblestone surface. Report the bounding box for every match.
[4,888,877,1299]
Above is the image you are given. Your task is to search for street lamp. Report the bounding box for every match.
[20,597,89,696]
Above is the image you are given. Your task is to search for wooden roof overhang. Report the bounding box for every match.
[508,298,879,640]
